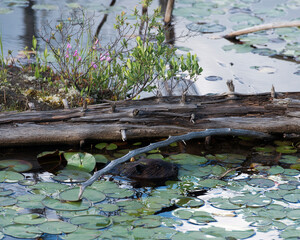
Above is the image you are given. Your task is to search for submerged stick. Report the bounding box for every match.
[78,128,272,199]
[224,21,300,39]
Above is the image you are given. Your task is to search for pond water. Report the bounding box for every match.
[0,137,300,239]
[0,0,299,95]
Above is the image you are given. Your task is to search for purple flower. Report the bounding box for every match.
[100,55,106,61]
[73,50,78,57]
[67,43,71,49]
[106,57,112,62]
[77,56,82,62]
[91,62,97,69]
[65,53,69,58]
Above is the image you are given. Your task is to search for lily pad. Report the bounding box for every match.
[29,182,69,195]
[59,187,106,203]
[186,23,226,33]
[65,152,96,172]
[209,197,242,210]
[172,209,193,219]
[97,203,119,212]
[0,170,24,182]
[166,153,207,165]
[229,193,272,207]
[95,142,117,150]
[0,160,32,172]
[276,145,297,154]
[283,193,300,203]
[247,178,275,188]
[205,75,223,81]
[93,154,108,164]
[175,197,205,208]
[70,215,111,229]
[0,188,13,196]
[63,227,102,240]
[52,170,91,183]
[286,209,300,220]
[0,196,17,207]
[38,221,78,234]
[42,197,91,211]
[13,213,47,225]
[32,4,59,10]
[3,224,42,239]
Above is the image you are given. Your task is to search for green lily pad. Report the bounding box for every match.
[17,201,45,209]
[32,4,59,10]
[63,227,102,240]
[42,197,91,211]
[229,13,263,25]
[52,170,91,183]
[13,214,47,225]
[186,23,226,33]
[175,197,204,208]
[0,170,24,182]
[247,178,275,188]
[133,217,161,228]
[0,160,32,172]
[65,152,96,172]
[198,179,227,188]
[278,183,296,190]
[189,211,217,224]
[172,209,193,219]
[254,146,275,153]
[276,145,297,154]
[3,224,42,239]
[161,217,183,227]
[0,188,13,196]
[166,153,207,165]
[267,165,285,175]
[279,155,298,164]
[209,197,242,210]
[38,221,78,234]
[59,187,106,203]
[283,193,300,203]
[265,189,289,200]
[252,48,277,56]
[223,44,253,53]
[97,203,119,212]
[286,209,300,220]
[201,226,255,239]
[0,196,17,207]
[95,142,117,150]
[103,187,134,198]
[229,193,272,207]
[283,168,299,176]
[29,182,69,195]
[280,225,300,239]
[246,216,272,227]
[70,215,111,229]
[258,209,286,219]
[93,154,108,164]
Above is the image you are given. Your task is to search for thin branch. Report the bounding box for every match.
[78,128,272,199]
[224,21,300,40]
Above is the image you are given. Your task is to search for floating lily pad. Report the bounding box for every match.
[283,193,300,203]
[250,66,276,74]
[3,224,42,239]
[247,178,275,188]
[198,179,227,188]
[63,227,102,240]
[56,207,99,218]
[32,4,59,10]
[283,168,299,176]
[258,209,286,219]
[0,160,32,172]
[229,193,272,207]
[246,216,272,227]
[42,197,91,211]
[280,225,300,239]
[52,170,91,183]
[0,196,17,207]
[29,182,69,195]
[276,145,297,154]
[205,75,223,81]
[65,152,96,172]
[267,165,284,175]
[175,197,204,208]
[229,13,263,25]
[278,183,296,190]
[186,23,226,33]
[70,215,111,229]
[13,213,47,225]
[93,154,108,164]
[17,201,45,209]
[18,179,36,186]
[189,211,217,224]
[166,153,207,165]
[172,209,193,219]
[0,170,24,182]
[0,188,13,196]
[103,188,134,198]
[265,189,289,200]
[59,187,105,203]
[133,216,161,228]
[286,209,300,220]
[38,221,78,234]
[97,203,119,212]
[95,142,117,150]
[223,44,253,53]
[251,48,277,56]
[209,197,242,210]
[279,155,299,164]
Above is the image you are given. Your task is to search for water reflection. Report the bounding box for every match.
[23,0,36,49]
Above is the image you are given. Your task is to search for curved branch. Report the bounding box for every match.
[223,21,300,40]
[78,128,272,199]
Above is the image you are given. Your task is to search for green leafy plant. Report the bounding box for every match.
[39,0,202,101]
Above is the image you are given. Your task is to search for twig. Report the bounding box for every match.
[78,128,272,199]
[223,21,300,40]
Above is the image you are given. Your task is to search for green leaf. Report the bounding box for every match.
[229,193,272,207]
[70,215,111,229]
[3,224,42,239]
[65,153,96,172]
[38,221,77,234]
[13,214,47,225]
[59,187,105,203]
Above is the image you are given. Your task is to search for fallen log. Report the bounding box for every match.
[1,91,300,147]
[223,21,300,39]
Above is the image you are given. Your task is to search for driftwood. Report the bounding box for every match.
[2,91,300,147]
[78,128,272,199]
[224,21,300,39]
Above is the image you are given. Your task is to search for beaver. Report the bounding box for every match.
[110,157,178,185]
